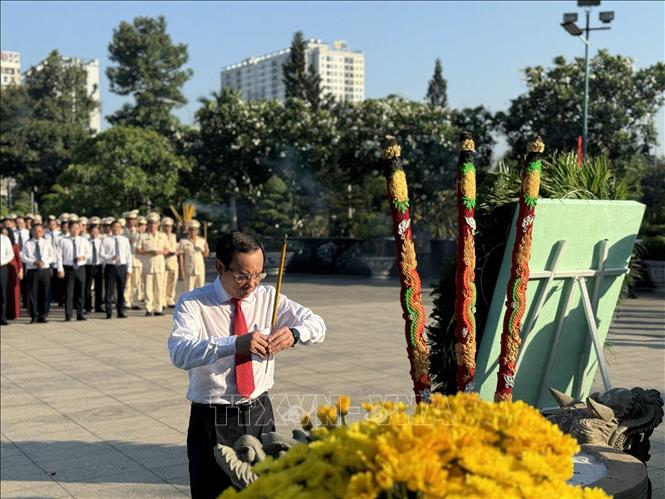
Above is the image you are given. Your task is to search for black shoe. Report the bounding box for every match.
[145,312,153,316]
[37,317,48,323]
[167,304,175,308]
[154,311,164,316]
[65,317,71,322]
[1,320,8,326]
[30,318,37,324]
[106,314,112,319]
[77,316,87,321]
[131,306,141,310]
[85,309,92,314]
[118,313,127,318]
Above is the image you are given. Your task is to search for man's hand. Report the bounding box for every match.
[236,332,269,358]
[77,256,86,263]
[57,270,64,279]
[267,327,295,355]
[35,260,44,269]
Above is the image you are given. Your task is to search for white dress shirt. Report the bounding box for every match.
[1,234,15,266]
[12,228,29,249]
[99,234,133,268]
[169,277,326,404]
[57,236,92,272]
[86,237,104,266]
[21,237,58,270]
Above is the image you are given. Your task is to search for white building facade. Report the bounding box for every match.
[1,51,21,87]
[221,39,364,103]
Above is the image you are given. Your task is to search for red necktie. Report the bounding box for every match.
[232,298,255,399]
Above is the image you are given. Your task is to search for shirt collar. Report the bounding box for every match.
[213,276,256,305]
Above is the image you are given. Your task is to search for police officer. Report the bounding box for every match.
[178,219,209,292]
[137,212,168,316]
[125,214,146,309]
[161,217,179,308]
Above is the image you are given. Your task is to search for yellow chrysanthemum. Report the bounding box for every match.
[336,395,351,416]
[220,393,611,499]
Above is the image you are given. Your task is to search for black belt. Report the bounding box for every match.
[191,392,269,412]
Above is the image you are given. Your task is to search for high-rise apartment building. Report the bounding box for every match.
[221,39,365,103]
[26,56,101,132]
[1,51,21,87]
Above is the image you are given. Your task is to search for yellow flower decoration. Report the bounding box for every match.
[383,144,401,159]
[389,169,410,213]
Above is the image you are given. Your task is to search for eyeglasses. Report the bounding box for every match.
[228,269,267,283]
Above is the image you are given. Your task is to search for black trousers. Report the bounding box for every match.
[51,269,63,306]
[27,269,50,320]
[0,264,8,323]
[187,393,275,499]
[64,266,86,319]
[104,264,127,316]
[85,264,104,312]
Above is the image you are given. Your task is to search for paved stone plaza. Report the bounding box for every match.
[1,276,663,498]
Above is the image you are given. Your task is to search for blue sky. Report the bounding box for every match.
[2,0,664,153]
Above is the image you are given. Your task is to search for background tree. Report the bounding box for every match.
[451,106,496,170]
[426,57,448,108]
[253,175,293,238]
[42,126,191,215]
[500,50,665,160]
[194,89,281,230]
[106,15,192,135]
[0,50,96,201]
[282,31,324,110]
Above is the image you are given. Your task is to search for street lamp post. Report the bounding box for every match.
[560,0,614,161]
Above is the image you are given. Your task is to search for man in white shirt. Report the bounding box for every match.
[1,232,16,325]
[100,220,133,319]
[12,216,30,250]
[168,231,326,499]
[84,224,105,314]
[57,221,91,321]
[20,224,58,323]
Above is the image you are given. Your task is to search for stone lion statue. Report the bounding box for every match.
[546,386,664,464]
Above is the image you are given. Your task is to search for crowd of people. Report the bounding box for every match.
[0,210,210,326]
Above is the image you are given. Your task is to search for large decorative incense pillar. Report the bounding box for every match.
[382,137,431,402]
[455,132,477,393]
[494,136,545,403]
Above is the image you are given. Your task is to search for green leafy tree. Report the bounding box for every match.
[426,58,448,108]
[107,15,192,135]
[0,50,96,201]
[42,126,191,215]
[500,50,665,160]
